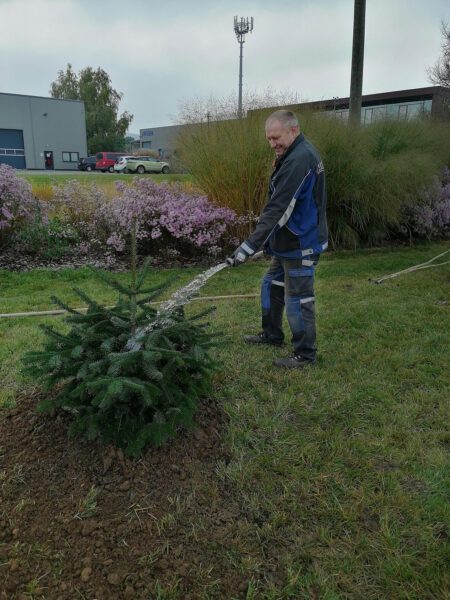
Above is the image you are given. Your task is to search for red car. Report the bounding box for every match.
[95,152,127,172]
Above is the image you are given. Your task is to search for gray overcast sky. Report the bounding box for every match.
[1,0,449,133]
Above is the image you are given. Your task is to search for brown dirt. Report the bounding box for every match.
[0,391,257,599]
[0,248,216,273]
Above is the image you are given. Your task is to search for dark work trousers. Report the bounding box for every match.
[260,255,319,360]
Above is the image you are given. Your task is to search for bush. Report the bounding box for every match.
[306,116,449,247]
[177,113,272,238]
[0,164,45,248]
[97,178,237,257]
[22,258,218,456]
[51,179,108,247]
[3,175,239,260]
[398,167,450,240]
[30,181,55,203]
[177,110,450,247]
[14,215,80,259]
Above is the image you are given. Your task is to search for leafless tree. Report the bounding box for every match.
[174,88,305,125]
[427,21,450,88]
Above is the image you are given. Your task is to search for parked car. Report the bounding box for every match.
[114,155,170,174]
[77,156,97,172]
[95,152,128,172]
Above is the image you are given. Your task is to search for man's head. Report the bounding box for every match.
[265,110,300,158]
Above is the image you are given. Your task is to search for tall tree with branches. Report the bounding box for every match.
[50,63,133,154]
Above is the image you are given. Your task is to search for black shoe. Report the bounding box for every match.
[243,332,284,347]
[274,353,316,369]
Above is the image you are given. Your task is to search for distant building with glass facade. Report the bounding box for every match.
[279,86,449,124]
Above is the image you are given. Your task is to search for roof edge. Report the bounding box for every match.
[0,92,84,104]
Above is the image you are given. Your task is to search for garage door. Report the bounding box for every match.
[0,129,26,169]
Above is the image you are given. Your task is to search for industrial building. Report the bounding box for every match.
[0,92,87,170]
[139,124,182,158]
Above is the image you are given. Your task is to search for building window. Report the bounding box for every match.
[0,148,25,155]
[363,108,373,124]
[363,105,387,124]
[62,151,79,162]
[335,109,349,120]
[398,105,408,119]
[406,102,424,118]
[372,106,387,121]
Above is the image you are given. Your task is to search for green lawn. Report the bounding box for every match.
[1,241,449,598]
[20,172,195,187]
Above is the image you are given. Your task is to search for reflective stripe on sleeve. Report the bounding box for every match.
[241,242,255,255]
[277,170,312,229]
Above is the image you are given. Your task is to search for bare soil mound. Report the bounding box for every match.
[0,391,254,599]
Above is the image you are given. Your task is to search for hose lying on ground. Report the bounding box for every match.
[0,294,259,320]
[371,249,450,284]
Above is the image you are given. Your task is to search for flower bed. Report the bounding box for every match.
[1,168,238,263]
[97,178,237,258]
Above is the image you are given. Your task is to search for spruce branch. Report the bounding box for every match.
[50,295,83,315]
[86,265,132,297]
[135,256,152,291]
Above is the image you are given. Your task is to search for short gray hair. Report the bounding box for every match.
[265,110,299,131]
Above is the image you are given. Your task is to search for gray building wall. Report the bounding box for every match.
[140,124,182,157]
[0,93,87,170]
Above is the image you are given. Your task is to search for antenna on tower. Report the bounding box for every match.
[233,16,254,118]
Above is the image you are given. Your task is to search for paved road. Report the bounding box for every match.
[16,170,117,175]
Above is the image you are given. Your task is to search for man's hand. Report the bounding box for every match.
[227,241,255,267]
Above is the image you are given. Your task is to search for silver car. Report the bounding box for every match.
[114,156,170,174]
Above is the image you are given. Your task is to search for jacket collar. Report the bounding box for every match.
[273,133,304,169]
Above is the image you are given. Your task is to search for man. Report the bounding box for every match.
[228,110,328,369]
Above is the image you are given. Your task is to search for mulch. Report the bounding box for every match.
[0,248,216,273]
[0,389,262,599]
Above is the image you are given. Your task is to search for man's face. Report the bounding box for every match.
[265,119,299,157]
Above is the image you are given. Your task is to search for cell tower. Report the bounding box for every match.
[234,16,254,118]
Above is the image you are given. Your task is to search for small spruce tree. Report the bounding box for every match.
[22,225,218,456]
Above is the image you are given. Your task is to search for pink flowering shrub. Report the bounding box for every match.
[399,168,450,240]
[0,164,45,246]
[51,179,108,247]
[97,178,237,257]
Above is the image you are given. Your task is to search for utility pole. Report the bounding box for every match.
[234,16,254,119]
[349,0,366,124]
